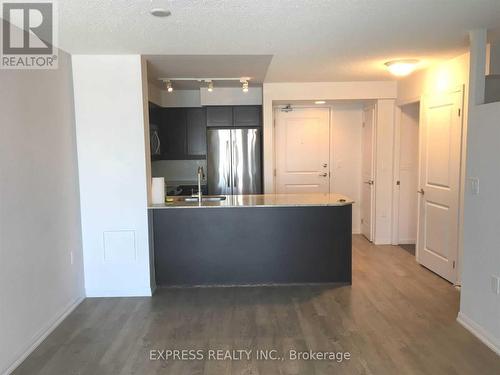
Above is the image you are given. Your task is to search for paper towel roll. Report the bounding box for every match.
[152,177,165,204]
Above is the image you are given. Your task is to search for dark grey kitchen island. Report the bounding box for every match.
[149,194,353,287]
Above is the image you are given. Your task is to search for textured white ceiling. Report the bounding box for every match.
[58,0,500,81]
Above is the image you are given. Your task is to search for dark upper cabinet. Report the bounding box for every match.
[206,105,262,128]
[150,104,261,161]
[233,106,262,127]
[151,105,206,160]
[186,108,206,157]
[206,106,233,127]
[149,102,162,126]
[160,108,187,159]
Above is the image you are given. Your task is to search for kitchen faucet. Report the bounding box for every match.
[196,166,205,203]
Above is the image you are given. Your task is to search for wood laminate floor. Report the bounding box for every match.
[13,235,500,375]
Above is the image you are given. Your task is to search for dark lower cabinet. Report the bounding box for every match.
[153,205,352,286]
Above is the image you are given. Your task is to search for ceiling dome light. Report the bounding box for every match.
[242,80,249,93]
[207,81,214,92]
[166,80,173,92]
[150,8,171,17]
[315,100,326,104]
[385,59,419,77]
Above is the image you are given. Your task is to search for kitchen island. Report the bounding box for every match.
[149,193,353,287]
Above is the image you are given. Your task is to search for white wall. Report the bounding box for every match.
[148,83,163,106]
[330,103,363,233]
[262,81,397,193]
[373,99,396,244]
[398,103,419,244]
[72,55,152,297]
[458,30,500,355]
[460,101,500,354]
[0,50,85,374]
[397,53,470,105]
[200,87,262,106]
[161,89,201,107]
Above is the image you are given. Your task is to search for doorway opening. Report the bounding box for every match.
[394,87,464,284]
[273,101,368,235]
[397,102,420,255]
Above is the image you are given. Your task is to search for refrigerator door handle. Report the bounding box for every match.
[233,139,238,187]
[226,141,231,188]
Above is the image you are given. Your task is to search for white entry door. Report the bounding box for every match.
[417,88,463,283]
[361,105,376,241]
[275,107,330,193]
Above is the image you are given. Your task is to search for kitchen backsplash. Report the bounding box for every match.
[151,160,207,184]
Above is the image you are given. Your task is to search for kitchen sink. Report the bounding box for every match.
[182,195,227,202]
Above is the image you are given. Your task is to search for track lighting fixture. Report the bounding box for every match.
[159,77,252,93]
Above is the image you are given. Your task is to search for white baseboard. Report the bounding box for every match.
[457,312,500,356]
[85,287,153,298]
[2,296,85,375]
[373,239,392,245]
[397,239,416,245]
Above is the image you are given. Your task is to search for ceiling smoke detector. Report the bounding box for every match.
[150,8,171,17]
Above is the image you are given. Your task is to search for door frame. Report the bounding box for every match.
[392,87,465,285]
[273,105,332,194]
[361,104,377,242]
[391,99,420,246]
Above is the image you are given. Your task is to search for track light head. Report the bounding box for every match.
[207,81,214,92]
[242,80,249,93]
[166,80,173,92]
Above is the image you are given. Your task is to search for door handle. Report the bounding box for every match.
[364,180,374,185]
[417,188,425,195]
[319,172,328,177]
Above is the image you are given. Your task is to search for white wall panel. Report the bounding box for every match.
[72,55,152,297]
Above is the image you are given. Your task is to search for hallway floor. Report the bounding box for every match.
[13,236,500,374]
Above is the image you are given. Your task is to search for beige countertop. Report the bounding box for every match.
[149,193,354,209]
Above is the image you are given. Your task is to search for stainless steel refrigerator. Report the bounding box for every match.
[207,128,262,195]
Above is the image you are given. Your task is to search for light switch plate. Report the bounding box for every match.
[469,177,479,195]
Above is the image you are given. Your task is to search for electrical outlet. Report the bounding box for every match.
[70,250,74,265]
[491,275,500,295]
